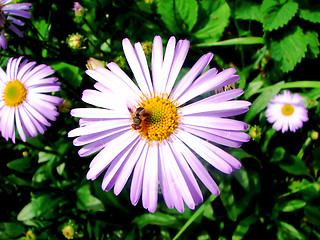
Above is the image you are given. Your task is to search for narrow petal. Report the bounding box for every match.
[171,53,213,100]
[176,130,233,174]
[68,119,130,138]
[15,107,26,142]
[171,135,220,195]
[160,36,176,93]
[102,137,139,191]
[181,100,251,116]
[142,144,159,213]
[86,130,138,180]
[122,38,151,95]
[151,35,163,93]
[181,115,248,131]
[164,39,190,95]
[135,42,153,93]
[114,141,146,195]
[130,145,149,206]
[106,62,142,98]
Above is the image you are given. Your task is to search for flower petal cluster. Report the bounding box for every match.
[69,36,251,213]
[266,90,308,133]
[0,57,63,143]
[0,0,31,49]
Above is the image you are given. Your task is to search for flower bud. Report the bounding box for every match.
[67,33,85,50]
[26,229,36,240]
[73,2,85,17]
[61,222,76,239]
[248,125,262,141]
[86,57,106,70]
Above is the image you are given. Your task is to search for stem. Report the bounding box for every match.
[172,194,217,240]
[297,136,312,159]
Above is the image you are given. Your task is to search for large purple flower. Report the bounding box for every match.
[0,57,63,143]
[0,0,31,50]
[69,36,251,213]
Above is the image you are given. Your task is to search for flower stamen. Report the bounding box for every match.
[3,80,27,107]
[281,104,294,116]
[132,94,179,142]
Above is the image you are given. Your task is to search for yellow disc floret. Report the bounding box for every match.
[133,94,180,142]
[3,80,27,107]
[282,104,294,116]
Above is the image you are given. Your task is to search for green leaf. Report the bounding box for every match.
[0,222,25,238]
[76,184,105,212]
[175,0,198,32]
[299,3,320,24]
[51,62,83,88]
[269,26,308,72]
[304,205,320,225]
[156,0,198,34]
[195,37,264,47]
[133,212,181,229]
[38,151,56,163]
[243,74,264,100]
[193,0,230,43]
[277,221,303,240]
[279,154,312,178]
[270,147,286,162]
[305,31,320,59]
[256,81,320,94]
[220,179,238,221]
[32,18,51,40]
[232,215,258,240]
[7,157,30,172]
[244,81,283,123]
[234,0,263,21]
[17,195,51,221]
[278,199,306,212]
[261,0,298,31]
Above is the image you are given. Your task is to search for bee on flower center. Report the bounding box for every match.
[129,107,148,130]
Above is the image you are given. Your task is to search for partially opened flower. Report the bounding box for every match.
[0,57,63,143]
[69,36,251,213]
[0,0,31,49]
[266,90,308,133]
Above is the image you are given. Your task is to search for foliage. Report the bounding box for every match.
[1,0,320,239]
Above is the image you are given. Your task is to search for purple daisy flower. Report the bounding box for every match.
[266,90,308,133]
[69,36,251,213]
[0,57,63,143]
[0,0,31,49]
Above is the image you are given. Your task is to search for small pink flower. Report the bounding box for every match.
[266,90,308,133]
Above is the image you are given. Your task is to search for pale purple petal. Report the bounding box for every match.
[142,144,158,213]
[122,38,151,95]
[86,130,138,180]
[164,39,190,95]
[130,145,149,206]
[171,53,213,100]
[151,35,163,93]
[176,130,233,174]
[160,36,176,93]
[114,141,146,195]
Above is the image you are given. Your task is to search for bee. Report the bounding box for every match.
[128,107,148,130]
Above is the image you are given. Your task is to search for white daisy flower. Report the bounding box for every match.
[266,90,308,133]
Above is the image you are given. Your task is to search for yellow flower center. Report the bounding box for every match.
[281,104,294,116]
[3,80,27,107]
[132,94,180,142]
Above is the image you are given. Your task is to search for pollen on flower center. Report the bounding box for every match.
[282,104,294,116]
[3,80,27,107]
[133,94,180,142]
